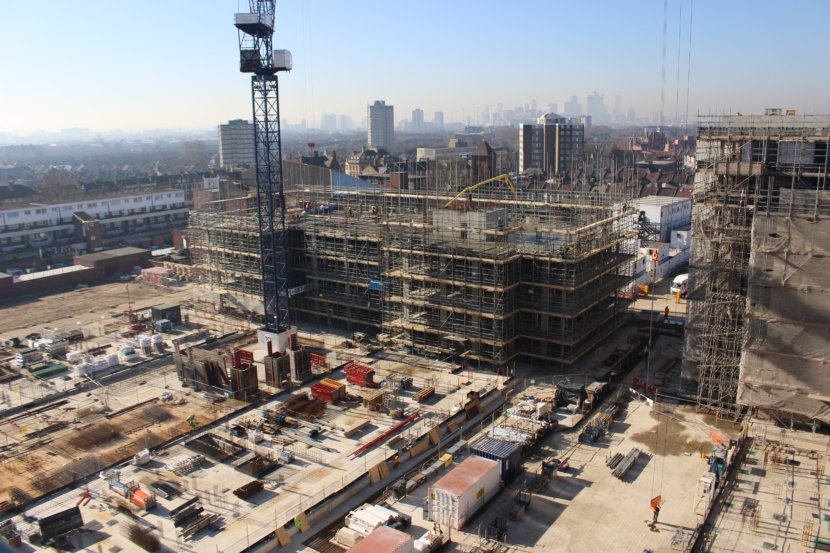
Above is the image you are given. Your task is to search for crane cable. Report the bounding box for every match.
[660,0,668,130]
[674,1,683,126]
[684,0,695,135]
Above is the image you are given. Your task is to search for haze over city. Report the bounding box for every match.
[1,0,829,135]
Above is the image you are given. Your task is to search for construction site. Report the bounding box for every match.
[188,181,639,372]
[0,0,829,550]
[1,114,830,552]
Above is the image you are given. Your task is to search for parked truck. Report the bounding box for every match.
[670,273,689,296]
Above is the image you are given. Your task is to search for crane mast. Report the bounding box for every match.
[234,1,292,332]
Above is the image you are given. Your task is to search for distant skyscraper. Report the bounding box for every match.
[411,108,424,133]
[339,114,352,130]
[563,97,581,117]
[218,119,254,168]
[584,92,610,125]
[320,113,337,131]
[368,100,394,152]
[518,113,584,176]
[434,111,444,129]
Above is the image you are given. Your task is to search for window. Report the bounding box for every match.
[24,210,31,215]
[7,212,18,218]
[87,203,97,208]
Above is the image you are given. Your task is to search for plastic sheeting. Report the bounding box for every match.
[737,193,830,421]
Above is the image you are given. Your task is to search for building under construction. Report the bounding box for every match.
[685,112,830,420]
[186,169,638,370]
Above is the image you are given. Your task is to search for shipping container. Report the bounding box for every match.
[429,456,500,530]
[471,436,523,483]
[347,525,413,553]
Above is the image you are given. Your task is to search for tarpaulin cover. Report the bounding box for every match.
[737,191,830,422]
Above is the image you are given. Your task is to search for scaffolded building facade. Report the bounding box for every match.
[292,185,637,370]
[188,174,638,371]
[686,113,830,420]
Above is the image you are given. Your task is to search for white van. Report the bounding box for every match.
[670,273,689,296]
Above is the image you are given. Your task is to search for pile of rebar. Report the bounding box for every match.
[612,448,641,479]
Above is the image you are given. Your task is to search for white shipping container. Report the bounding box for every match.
[429,456,499,530]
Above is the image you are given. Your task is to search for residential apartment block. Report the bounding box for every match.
[218,119,255,168]
[518,113,584,177]
[368,100,395,153]
[0,190,188,257]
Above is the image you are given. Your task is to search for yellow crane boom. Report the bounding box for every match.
[443,173,518,208]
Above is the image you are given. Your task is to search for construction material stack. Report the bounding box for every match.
[413,386,435,403]
[311,378,346,403]
[611,447,642,479]
[233,480,264,500]
[345,362,376,387]
[108,478,156,511]
[578,404,618,445]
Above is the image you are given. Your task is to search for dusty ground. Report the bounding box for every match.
[0,280,195,338]
[0,280,242,505]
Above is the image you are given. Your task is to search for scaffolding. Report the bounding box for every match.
[288,215,385,332]
[185,165,639,371]
[687,114,830,419]
[188,197,262,298]
[287,185,637,370]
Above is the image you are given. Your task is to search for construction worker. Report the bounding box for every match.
[664,306,670,320]
[650,501,661,529]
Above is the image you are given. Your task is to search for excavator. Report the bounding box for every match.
[443,173,519,208]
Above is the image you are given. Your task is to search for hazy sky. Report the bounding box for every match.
[1,0,828,133]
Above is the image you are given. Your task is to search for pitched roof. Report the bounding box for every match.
[472,139,494,157]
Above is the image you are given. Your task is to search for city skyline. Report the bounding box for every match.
[1,0,829,134]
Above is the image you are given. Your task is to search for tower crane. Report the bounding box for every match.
[234,1,293,332]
